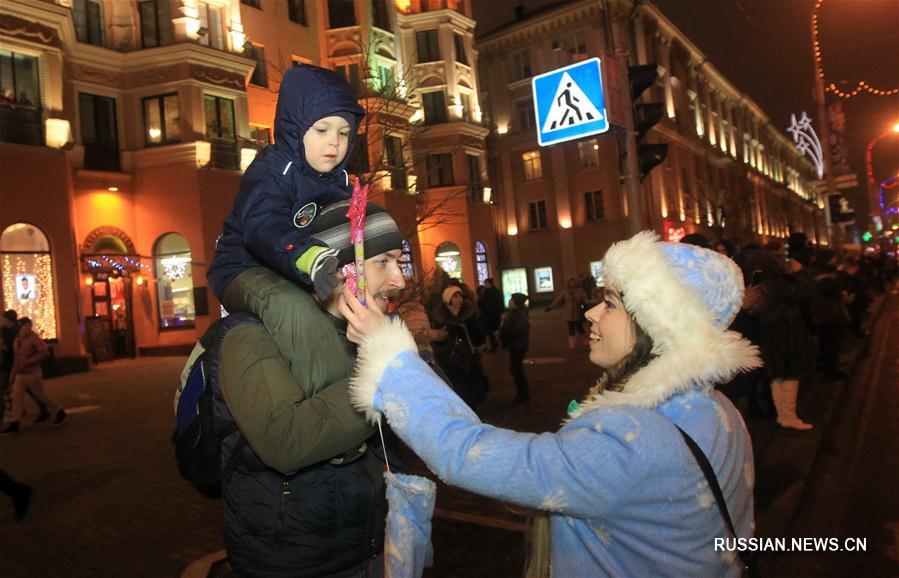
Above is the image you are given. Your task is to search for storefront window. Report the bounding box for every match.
[153,233,195,329]
[435,241,461,279]
[1,223,57,339]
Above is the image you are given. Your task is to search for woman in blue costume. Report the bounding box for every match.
[342,231,761,577]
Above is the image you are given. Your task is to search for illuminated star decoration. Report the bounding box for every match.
[787,112,824,179]
[345,177,369,305]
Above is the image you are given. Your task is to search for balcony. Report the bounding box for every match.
[83,142,120,172]
[0,106,44,146]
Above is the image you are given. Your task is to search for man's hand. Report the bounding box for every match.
[742,284,765,313]
[339,285,387,345]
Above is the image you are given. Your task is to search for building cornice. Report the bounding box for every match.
[477,0,598,53]
[397,9,476,33]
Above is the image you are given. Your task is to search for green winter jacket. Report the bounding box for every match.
[218,267,386,577]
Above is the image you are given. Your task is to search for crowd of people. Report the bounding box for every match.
[678,231,892,430]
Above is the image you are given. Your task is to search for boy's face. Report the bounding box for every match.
[303,115,351,173]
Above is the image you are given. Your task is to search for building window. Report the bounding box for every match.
[426,153,454,187]
[198,2,225,49]
[377,64,395,96]
[565,30,587,62]
[578,139,599,168]
[454,33,468,65]
[516,100,535,130]
[73,0,105,47]
[288,0,307,24]
[584,190,605,221]
[79,93,119,172]
[139,1,172,48]
[373,0,391,29]
[421,90,447,124]
[1,223,57,340]
[142,94,181,146]
[460,92,472,121]
[245,43,268,87]
[513,50,532,80]
[416,30,440,62]
[328,0,356,28]
[249,125,271,147]
[204,94,237,169]
[154,233,196,329]
[528,200,548,230]
[399,239,414,278]
[435,241,461,279]
[522,150,542,181]
[385,135,406,190]
[467,153,481,201]
[241,0,261,8]
[475,240,489,286]
[334,63,361,93]
[0,50,42,145]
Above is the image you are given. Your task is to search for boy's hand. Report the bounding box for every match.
[297,246,340,300]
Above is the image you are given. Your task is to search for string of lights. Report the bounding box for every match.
[812,0,899,99]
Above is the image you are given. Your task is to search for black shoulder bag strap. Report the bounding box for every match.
[676,426,756,574]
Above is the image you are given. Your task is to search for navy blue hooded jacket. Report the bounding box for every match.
[207,65,365,300]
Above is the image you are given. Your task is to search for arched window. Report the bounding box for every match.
[435,241,462,280]
[153,233,195,329]
[1,223,57,339]
[474,240,489,286]
[399,239,415,278]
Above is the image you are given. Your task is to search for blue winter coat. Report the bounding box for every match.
[208,64,364,300]
[349,314,756,578]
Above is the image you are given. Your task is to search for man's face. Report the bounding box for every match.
[330,249,406,315]
[362,249,406,313]
[302,115,351,173]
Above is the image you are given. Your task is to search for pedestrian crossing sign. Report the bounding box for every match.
[532,57,609,147]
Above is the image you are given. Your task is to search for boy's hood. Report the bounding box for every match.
[274,64,365,177]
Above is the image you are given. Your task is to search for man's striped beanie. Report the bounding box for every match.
[309,200,405,265]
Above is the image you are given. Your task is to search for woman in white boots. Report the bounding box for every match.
[745,246,817,430]
[342,232,760,577]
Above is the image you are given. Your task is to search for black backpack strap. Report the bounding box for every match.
[222,432,246,485]
[676,426,755,573]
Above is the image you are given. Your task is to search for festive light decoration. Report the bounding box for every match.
[787,112,824,179]
[2,253,57,340]
[161,256,190,280]
[813,0,899,99]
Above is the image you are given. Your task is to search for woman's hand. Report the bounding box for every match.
[339,285,387,344]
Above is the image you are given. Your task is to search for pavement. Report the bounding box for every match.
[0,289,893,577]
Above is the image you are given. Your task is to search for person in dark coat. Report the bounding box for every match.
[478,278,503,352]
[743,248,817,430]
[430,286,488,409]
[809,248,850,380]
[500,293,530,401]
[207,64,365,303]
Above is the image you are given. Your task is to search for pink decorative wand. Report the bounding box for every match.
[344,177,369,305]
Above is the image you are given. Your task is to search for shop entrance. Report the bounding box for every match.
[88,272,135,359]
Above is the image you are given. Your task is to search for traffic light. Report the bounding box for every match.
[629,64,668,178]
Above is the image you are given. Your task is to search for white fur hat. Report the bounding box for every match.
[573,231,761,415]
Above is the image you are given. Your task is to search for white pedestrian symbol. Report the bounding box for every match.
[541,71,603,133]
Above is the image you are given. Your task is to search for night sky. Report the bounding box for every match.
[473,0,899,216]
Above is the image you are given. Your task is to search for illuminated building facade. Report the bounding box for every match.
[0,0,492,369]
[478,0,825,298]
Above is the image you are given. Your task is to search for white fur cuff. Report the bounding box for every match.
[349,316,418,424]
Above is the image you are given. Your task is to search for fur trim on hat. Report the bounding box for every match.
[442,286,462,305]
[571,231,761,417]
[349,316,418,424]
